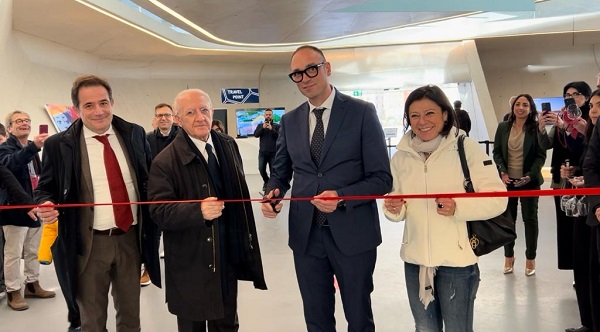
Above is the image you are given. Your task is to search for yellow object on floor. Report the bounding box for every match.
[38,221,58,265]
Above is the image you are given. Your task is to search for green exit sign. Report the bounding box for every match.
[353,90,363,96]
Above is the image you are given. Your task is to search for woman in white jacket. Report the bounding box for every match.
[383,85,507,332]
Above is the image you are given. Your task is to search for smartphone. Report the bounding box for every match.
[541,102,551,115]
[564,98,576,108]
[39,124,48,134]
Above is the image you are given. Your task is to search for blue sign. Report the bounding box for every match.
[221,88,259,104]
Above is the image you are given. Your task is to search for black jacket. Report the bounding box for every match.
[146,126,179,159]
[148,130,266,321]
[0,134,41,227]
[253,122,280,153]
[34,116,161,308]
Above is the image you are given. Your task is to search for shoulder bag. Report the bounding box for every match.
[457,135,517,256]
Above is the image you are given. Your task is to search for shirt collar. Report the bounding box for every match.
[83,125,115,138]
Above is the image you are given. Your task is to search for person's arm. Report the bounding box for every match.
[537,125,556,150]
[271,123,281,139]
[254,123,264,138]
[265,117,292,197]
[492,123,506,174]
[0,164,34,205]
[0,141,41,172]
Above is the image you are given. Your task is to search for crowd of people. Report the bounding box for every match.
[0,45,598,332]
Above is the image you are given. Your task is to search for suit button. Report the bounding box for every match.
[207,237,212,243]
[318,173,323,177]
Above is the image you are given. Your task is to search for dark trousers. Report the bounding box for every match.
[258,152,275,187]
[590,226,600,332]
[504,187,539,260]
[293,224,377,332]
[0,227,4,290]
[572,219,593,329]
[176,274,239,332]
[554,194,574,269]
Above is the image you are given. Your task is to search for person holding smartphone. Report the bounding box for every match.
[537,81,592,278]
[493,94,546,276]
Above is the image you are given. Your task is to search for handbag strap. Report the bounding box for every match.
[457,135,474,193]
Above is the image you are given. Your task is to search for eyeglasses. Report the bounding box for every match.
[155,113,173,118]
[288,62,326,83]
[564,92,584,98]
[11,118,31,125]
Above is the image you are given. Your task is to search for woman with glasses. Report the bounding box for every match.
[493,94,546,276]
[537,81,592,278]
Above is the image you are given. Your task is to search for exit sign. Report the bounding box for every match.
[353,90,363,97]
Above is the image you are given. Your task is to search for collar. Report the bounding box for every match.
[188,132,215,153]
[83,124,115,138]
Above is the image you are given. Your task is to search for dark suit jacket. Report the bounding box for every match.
[492,121,546,187]
[34,116,161,308]
[267,90,392,256]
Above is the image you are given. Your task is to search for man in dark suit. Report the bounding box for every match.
[146,103,178,159]
[35,75,161,332]
[453,100,472,136]
[262,45,392,331]
[148,89,266,332]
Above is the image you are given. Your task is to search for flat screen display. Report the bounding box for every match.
[235,107,285,137]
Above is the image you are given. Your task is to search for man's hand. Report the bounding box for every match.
[37,201,59,224]
[261,188,282,218]
[311,190,339,213]
[200,197,224,221]
[33,133,50,149]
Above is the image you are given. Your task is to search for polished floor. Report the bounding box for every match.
[0,175,584,331]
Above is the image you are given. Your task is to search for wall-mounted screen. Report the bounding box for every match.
[236,107,285,137]
[533,96,564,112]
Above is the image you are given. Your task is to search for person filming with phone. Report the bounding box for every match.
[253,108,280,194]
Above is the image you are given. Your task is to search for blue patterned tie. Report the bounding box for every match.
[310,107,327,226]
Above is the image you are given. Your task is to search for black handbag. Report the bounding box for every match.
[457,135,517,256]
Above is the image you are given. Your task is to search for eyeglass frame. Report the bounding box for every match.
[10,118,31,125]
[288,62,327,83]
[564,91,584,98]
[155,113,173,118]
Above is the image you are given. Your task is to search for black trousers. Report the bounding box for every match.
[258,152,275,186]
[572,219,593,328]
[554,194,575,269]
[589,226,600,332]
[176,275,239,332]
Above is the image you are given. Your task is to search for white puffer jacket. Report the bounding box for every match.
[384,130,508,267]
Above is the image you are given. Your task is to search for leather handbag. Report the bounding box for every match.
[457,135,517,256]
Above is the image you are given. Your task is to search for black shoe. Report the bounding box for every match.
[565,326,590,332]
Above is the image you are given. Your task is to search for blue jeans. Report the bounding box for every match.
[404,262,480,332]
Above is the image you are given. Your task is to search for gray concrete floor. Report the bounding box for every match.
[0,175,583,331]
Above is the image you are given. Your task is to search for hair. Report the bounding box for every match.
[507,94,538,132]
[453,100,462,110]
[264,108,273,114]
[154,103,173,113]
[4,110,29,128]
[71,75,112,108]
[403,84,457,137]
[173,89,212,115]
[291,45,326,62]
[585,88,600,143]
[0,123,6,137]
[212,119,225,133]
[563,81,592,99]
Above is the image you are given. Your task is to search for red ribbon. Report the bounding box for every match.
[5,187,599,211]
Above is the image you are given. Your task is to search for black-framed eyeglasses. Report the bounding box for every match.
[155,113,173,118]
[11,118,31,125]
[564,91,583,98]
[288,62,326,83]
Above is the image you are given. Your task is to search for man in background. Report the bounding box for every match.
[253,108,280,194]
[453,100,472,136]
[0,110,54,311]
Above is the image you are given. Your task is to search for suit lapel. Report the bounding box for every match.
[320,94,346,164]
[78,133,94,202]
[297,103,313,167]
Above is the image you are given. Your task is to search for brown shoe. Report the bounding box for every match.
[140,269,151,287]
[24,281,56,298]
[7,291,29,311]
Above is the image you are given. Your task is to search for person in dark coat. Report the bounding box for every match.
[35,75,161,332]
[453,100,472,136]
[148,89,266,332]
[146,103,179,159]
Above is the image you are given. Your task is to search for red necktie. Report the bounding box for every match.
[93,134,134,231]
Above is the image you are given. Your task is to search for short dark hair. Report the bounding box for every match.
[403,85,457,138]
[453,100,462,109]
[264,108,272,113]
[563,81,592,99]
[154,103,173,113]
[71,75,112,108]
[291,45,326,62]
